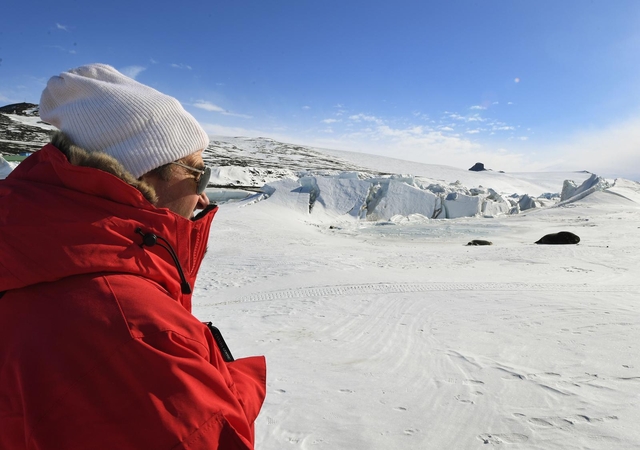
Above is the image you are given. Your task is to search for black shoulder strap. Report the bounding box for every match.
[0,291,5,299]
[204,322,235,362]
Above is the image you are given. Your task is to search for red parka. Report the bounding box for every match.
[0,144,266,449]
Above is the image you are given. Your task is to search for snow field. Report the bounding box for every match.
[193,178,640,449]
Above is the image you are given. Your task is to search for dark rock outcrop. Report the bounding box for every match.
[0,104,52,156]
[0,102,39,116]
[469,162,486,172]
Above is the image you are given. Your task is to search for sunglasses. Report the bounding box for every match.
[171,161,211,195]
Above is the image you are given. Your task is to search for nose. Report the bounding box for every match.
[196,191,210,210]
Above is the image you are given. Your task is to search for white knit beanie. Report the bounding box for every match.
[39,64,209,178]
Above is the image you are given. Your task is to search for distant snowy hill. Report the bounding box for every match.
[1,102,621,221]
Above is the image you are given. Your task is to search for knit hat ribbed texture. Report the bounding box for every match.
[39,63,209,179]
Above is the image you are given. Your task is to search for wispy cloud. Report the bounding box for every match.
[294,108,539,172]
[544,116,640,179]
[349,113,384,125]
[56,23,69,31]
[193,100,252,119]
[46,45,76,54]
[470,105,486,110]
[448,112,486,123]
[194,101,225,113]
[333,104,349,116]
[120,65,146,80]
[322,118,339,124]
[171,63,192,70]
[302,106,311,110]
[492,125,515,131]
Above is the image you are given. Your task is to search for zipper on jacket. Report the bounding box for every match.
[135,228,192,294]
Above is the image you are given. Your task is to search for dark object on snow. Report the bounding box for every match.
[469,162,486,171]
[535,231,580,245]
[467,239,493,246]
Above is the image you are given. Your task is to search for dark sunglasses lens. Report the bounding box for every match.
[197,167,211,194]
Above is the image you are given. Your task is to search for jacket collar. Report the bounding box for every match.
[0,144,217,311]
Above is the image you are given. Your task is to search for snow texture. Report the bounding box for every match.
[192,165,640,449]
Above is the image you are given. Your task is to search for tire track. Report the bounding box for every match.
[205,282,637,306]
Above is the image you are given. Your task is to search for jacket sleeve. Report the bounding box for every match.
[120,330,267,450]
[33,328,266,450]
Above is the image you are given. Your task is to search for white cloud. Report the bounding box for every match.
[543,116,640,179]
[314,112,640,178]
[194,101,225,113]
[46,45,75,54]
[193,101,252,119]
[349,114,384,125]
[470,105,486,110]
[56,23,69,31]
[120,66,146,80]
[322,118,339,124]
[302,117,546,173]
[302,106,311,110]
[171,63,192,70]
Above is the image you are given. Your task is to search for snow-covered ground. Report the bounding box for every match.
[3,122,639,448]
[191,157,640,449]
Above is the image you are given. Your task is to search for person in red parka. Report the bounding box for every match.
[0,64,266,449]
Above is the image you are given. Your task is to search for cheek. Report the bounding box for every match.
[155,179,197,209]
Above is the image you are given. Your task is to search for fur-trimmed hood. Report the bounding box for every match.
[50,131,158,204]
[0,140,217,310]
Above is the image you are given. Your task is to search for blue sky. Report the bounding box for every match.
[2,1,640,179]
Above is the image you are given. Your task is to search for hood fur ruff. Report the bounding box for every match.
[51,131,158,204]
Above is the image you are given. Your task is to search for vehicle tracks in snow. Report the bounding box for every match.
[206,282,637,306]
